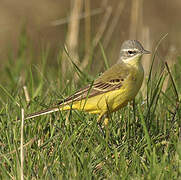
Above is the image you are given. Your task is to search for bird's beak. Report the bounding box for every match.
[142,49,151,54]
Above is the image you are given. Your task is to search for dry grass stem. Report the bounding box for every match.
[162,46,177,92]
[164,62,180,123]
[20,108,25,180]
[103,0,126,47]
[74,4,112,82]
[92,6,112,48]
[23,86,30,103]
[129,0,141,38]
[84,0,91,58]
[140,26,151,94]
[0,137,36,158]
[51,8,103,26]
[61,0,83,80]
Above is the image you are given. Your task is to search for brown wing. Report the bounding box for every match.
[58,62,130,105]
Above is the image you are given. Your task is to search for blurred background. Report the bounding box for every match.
[0,0,181,81]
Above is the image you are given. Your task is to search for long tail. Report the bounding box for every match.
[25,106,61,120]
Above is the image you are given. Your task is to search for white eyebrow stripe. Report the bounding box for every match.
[121,48,139,52]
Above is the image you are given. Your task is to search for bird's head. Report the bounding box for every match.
[119,40,150,63]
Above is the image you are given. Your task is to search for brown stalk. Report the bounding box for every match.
[129,0,151,93]
[0,137,36,158]
[164,61,180,123]
[74,2,112,83]
[61,0,83,81]
[103,0,126,48]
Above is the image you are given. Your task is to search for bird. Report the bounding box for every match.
[25,40,150,125]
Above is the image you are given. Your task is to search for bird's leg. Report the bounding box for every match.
[104,99,111,127]
[97,113,112,149]
[104,116,109,126]
[104,114,110,145]
[97,112,111,143]
[97,112,107,138]
[97,112,104,123]
[97,112,111,127]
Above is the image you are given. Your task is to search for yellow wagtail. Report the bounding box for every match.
[25,40,150,125]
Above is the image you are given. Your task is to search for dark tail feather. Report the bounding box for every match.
[25,106,60,120]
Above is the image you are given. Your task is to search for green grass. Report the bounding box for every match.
[0,36,181,179]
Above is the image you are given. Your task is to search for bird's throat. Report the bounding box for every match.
[124,54,143,68]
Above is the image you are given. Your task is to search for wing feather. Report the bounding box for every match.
[58,62,130,106]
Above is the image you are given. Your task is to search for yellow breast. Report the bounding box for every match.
[104,64,144,112]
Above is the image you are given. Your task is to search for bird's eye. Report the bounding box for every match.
[128,50,136,55]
